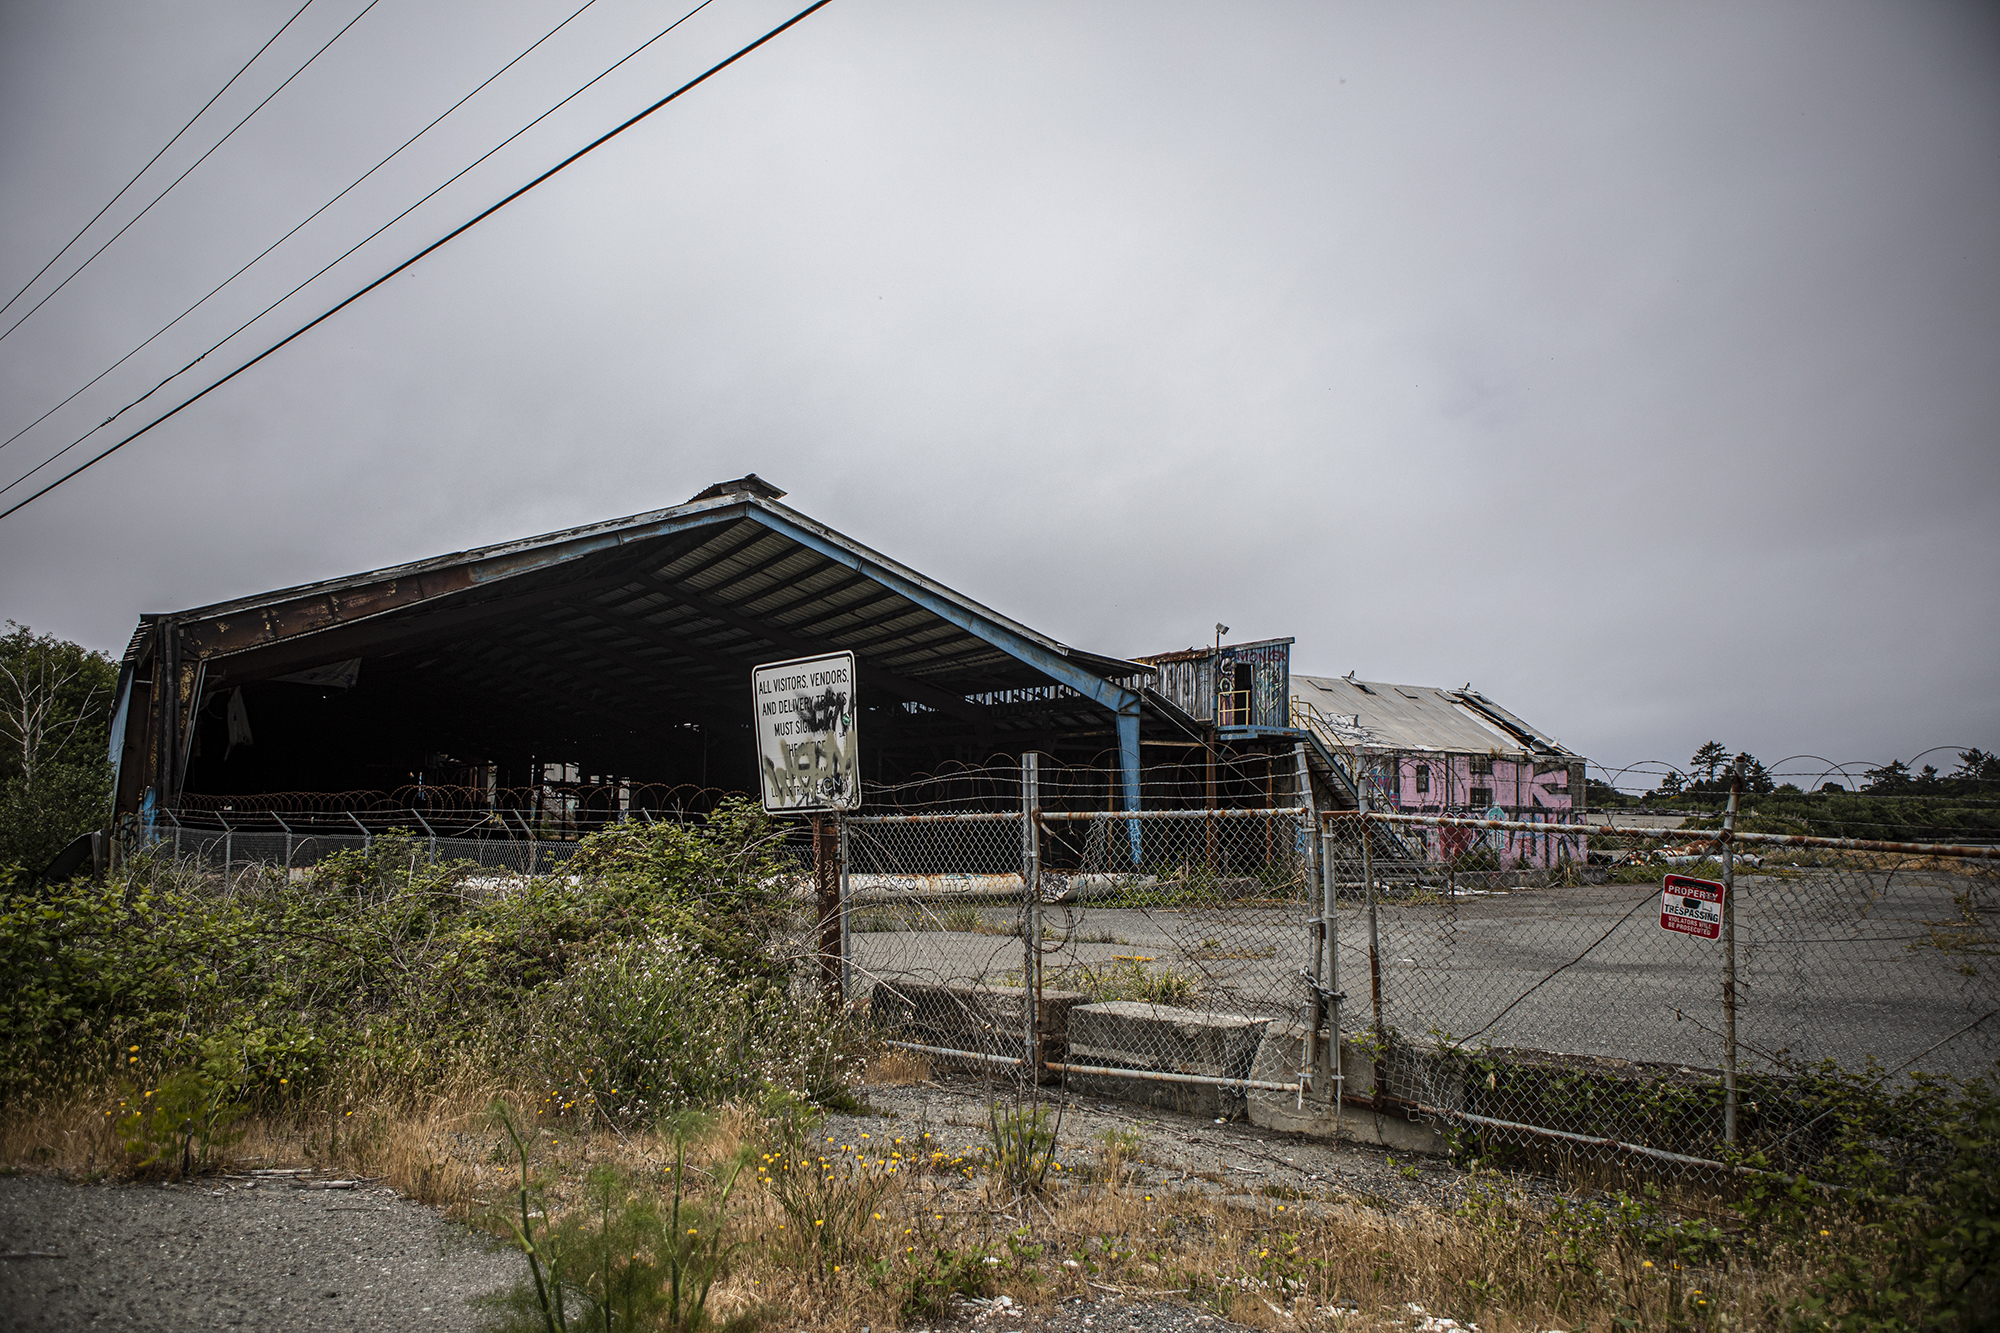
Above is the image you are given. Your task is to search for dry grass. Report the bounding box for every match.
[866,1048,933,1086]
[2,1079,1854,1332]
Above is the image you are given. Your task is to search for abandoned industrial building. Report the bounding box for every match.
[105,476,1585,857]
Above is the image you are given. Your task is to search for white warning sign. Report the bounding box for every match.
[1659,873,1725,940]
[753,652,860,813]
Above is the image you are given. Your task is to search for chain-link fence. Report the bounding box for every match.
[847,752,1324,1115]
[143,805,834,998]
[148,808,630,877]
[138,752,1998,1181]
[1324,809,2000,1179]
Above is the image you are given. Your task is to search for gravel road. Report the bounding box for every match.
[0,1172,517,1331]
[0,1166,1265,1333]
[0,1077,1487,1332]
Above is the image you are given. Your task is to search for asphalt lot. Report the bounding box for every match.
[851,867,1999,1080]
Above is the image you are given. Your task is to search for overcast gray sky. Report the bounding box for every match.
[1,0,1995,787]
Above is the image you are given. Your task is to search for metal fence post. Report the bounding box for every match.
[1722,765,1742,1147]
[1321,824,1343,1105]
[814,817,842,1006]
[272,813,293,872]
[1360,784,1386,1094]
[1295,744,1327,1073]
[410,809,437,864]
[838,815,853,1004]
[1022,751,1042,1072]
[347,811,371,854]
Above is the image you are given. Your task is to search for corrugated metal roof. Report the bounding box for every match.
[124,483,1147,750]
[1292,675,1575,758]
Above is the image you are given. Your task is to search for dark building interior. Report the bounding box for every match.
[111,478,1329,839]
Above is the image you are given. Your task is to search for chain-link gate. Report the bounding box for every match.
[1322,807,2000,1180]
[843,753,1329,1113]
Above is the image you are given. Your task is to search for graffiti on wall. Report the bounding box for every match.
[1382,752,1583,868]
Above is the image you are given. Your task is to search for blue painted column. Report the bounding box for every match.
[1117,694,1143,865]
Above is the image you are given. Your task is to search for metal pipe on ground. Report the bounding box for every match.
[1044,1061,1311,1096]
[1360,810,2000,860]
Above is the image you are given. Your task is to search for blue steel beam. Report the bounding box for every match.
[747,508,1142,715]
[1117,695,1143,864]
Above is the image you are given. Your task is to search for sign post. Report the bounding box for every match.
[1659,873,1726,939]
[753,652,860,814]
[754,652,860,1008]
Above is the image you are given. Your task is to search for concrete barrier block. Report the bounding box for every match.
[1061,1002,1271,1118]
[1245,1023,1447,1154]
[870,981,1088,1066]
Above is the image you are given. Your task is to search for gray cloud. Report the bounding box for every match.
[1,0,1994,784]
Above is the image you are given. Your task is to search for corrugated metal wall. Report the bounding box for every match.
[1147,640,1291,727]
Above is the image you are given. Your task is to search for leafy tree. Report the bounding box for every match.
[1690,741,1730,784]
[1653,771,1685,798]
[1953,749,1999,782]
[0,623,117,874]
[1584,777,1636,808]
[1863,760,1914,793]
[1734,752,1775,795]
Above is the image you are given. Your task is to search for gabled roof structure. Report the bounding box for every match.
[109,478,1150,819]
[1291,674,1576,759]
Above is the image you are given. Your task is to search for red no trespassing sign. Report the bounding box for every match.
[1660,874,1725,940]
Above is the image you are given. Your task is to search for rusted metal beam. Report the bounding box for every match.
[189,568,645,676]
[1358,810,2000,861]
[1043,1061,1311,1095]
[845,811,1023,825]
[1040,807,1308,821]
[182,567,480,659]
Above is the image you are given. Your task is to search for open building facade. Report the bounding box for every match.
[105,477,1584,863]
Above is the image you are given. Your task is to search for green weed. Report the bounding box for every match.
[487,1105,749,1333]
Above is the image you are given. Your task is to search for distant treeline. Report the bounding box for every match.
[1584,744,2000,841]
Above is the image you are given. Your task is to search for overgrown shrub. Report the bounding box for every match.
[0,798,845,1132]
[1737,1064,2000,1331]
[532,934,851,1126]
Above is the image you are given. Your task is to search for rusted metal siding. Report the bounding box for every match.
[1152,656,1213,721]
[1138,638,1292,727]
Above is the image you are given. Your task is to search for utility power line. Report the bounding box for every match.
[0,0,318,324]
[0,0,383,347]
[0,0,604,461]
[1,0,723,502]
[0,0,838,524]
